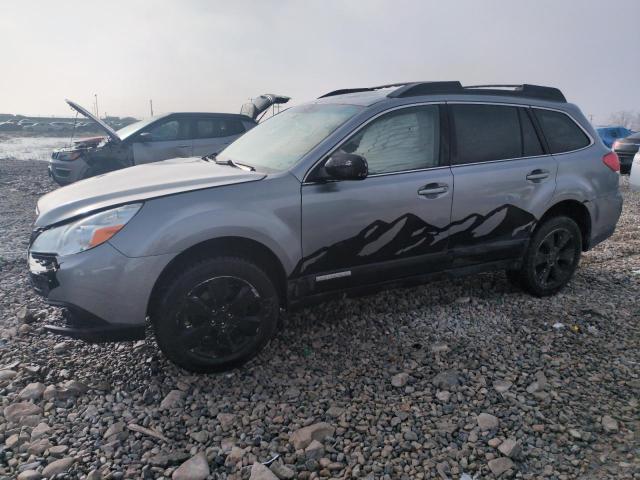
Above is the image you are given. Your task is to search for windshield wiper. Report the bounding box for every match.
[213,157,255,171]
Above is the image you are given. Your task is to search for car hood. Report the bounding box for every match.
[65,99,121,143]
[36,157,265,227]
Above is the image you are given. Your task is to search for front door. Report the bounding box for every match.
[132,116,193,164]
[191,116,246,157]
[447,103,558,266]
[298,104,453,295]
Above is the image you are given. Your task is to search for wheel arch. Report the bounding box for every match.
[539,199,592,251]
[147,236,288,320]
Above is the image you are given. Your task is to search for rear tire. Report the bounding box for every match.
[153,256,279,373]
[513,216,582,297]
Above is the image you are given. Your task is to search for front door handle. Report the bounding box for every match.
[177,145,190,148]
[526,169,550,182]
[418,183,449,197]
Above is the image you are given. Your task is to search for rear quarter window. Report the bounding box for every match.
[534,109,590,154]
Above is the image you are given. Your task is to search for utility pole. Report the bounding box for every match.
[149,99,154,116]
[94,94,99,118]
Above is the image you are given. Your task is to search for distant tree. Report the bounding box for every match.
[608,110,640,130]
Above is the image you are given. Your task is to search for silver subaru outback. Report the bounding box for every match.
[29,82,623,372]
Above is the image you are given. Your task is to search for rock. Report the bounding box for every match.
[190,430,208,443]
[488,457,514,476]
[250,462,279,480]
[305,439,324,459]
[270,460,295,480]
[526,371,548,393]
[104,422,125,439]
[149,451,190,467]
[4,402,42,423]
[477,413,499,431]
[86,470,102,480]
[49,445,69,457]
[431,343,450,354]
[498,438,522,458]
[225,446,246,466]
[42,385,57,400]
[17,306,36,324]
[127,423,169,442]
[456,296,471,304]
[488,438,502,448]
[172,452,210,480]
[492,380,512,393]
[290,422,335,450]
[18,324,31,335]
[432,371,461,390]
[18,382,46,400]
[42,457,75,477]
[0,369,18,381]
[5,433,21,449]
[403,430,418,441]
[216,412,235,428]
[53,342,69,354]
[31,422,51,440]
[27,439,51,455]
[17,471,42,480]
[325,406,345,418]
[436,391,451,402]
[160,390,185,409]
[391,372,409,388]
[436,462,450,479]
[602,415,619,433]
[568,429,582,439]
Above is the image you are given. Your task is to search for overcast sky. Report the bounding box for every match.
[1,0,638,124]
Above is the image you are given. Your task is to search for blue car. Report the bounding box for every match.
[597,126,633,148]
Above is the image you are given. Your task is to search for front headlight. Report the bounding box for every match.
[31,203,142,256]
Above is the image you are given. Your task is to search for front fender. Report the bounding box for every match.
[109,175,302,275]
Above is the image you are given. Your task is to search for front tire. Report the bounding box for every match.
[153,256,279,373]
[513,216,582,297]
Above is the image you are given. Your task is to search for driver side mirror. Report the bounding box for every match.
[324,152,368,181]
[138,132,153,143]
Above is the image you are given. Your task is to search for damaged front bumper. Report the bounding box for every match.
[28,242,174,343]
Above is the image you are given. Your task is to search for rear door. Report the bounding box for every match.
[298,104,453,295]
[448,103,557,266]
[191,116,247,157]
[132,116,193,164]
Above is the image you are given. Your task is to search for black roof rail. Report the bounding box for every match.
[387,81,464,98]
[318,82,416,99]
[319,82,566,102]
[318,88,373,98]
[463,84,566,102]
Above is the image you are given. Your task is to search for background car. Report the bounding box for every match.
[596,126,633,148]
[49,94,290,185]
[630,151,640,191]
[613,131,640,174]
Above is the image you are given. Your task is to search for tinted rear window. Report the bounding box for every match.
[534,109,590,153]
[451,104,521,164]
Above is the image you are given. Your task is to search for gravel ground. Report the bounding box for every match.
[0,158,638,480]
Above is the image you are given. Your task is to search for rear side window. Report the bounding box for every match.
[195,117,246,139]
[534,109,590,153]
[451,104,521,164]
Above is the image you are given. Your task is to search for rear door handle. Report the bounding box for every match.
[177,145,190,148]
[418,183,449,197]
[526,169,550,182]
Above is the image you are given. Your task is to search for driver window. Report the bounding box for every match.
[339,105,440,175]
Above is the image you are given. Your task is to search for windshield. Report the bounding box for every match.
[217,103,362,172]
[116,117,159,141]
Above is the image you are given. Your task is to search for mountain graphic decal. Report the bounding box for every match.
[293,204,536,276]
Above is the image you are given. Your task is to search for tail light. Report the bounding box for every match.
[603,151,620,172]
